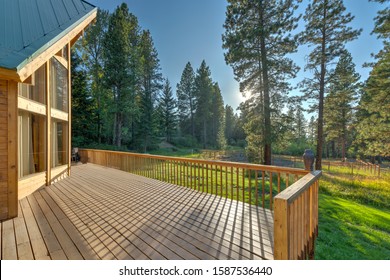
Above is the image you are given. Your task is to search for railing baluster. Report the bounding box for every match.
[230,166,233,200]
[269,172,273,209]
[236,167,239,202]
[255,170,259,206]
[219,166,223,196]
[242,168,245,203]
[225,166,228,198]
[262,171,265,208]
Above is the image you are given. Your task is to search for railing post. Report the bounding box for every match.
[303,149,314,171]
[274,197,289,259]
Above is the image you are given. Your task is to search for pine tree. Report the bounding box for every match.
[103,3,141,147]
[158,79,177,143]
[211,83,225,147]
[71,48,96,146]
[353,0,389,158]
[137,30,163,152]
[224,105,235,145]
[176,62,196,138]
[81,9,109,144]
[223,0,300,164]
[194,60,213,148]
[299,0,361,169]
[324,51,361,160]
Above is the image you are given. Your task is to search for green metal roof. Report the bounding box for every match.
[0,0,96,71]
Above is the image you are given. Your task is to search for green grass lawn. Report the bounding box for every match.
[316,170,390,259]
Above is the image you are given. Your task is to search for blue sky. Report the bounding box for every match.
[87,0,384,112]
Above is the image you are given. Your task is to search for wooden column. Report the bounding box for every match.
[7,81,18,218]
[46,61,51,186]
[67,43,72,176]
[0,79,18,220]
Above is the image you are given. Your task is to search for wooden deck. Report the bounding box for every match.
[0,163,274,260]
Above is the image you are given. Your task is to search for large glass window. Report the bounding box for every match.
[50,58,68,112]
[52,120,69,167]
[18,64,46,104]
[18,111,46,178]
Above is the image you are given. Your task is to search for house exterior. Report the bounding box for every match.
[0,0,97,221]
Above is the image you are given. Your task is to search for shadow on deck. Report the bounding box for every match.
[0,163,274,260]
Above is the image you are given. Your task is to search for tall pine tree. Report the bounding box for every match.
[299,0,361,169]
[158,79,177,143]
[103,3,140,147]
[194,60,213,148]
[81,9,109,144]
[324,50,360,160]
[355,0,389,158]
[223,0,300,164]
[176,62,196,138]
[136,30,163,152]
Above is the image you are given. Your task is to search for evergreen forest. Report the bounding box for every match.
[72,1,389,168]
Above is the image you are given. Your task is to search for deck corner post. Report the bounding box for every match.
[274,197,289,260]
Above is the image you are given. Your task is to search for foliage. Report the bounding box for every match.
[299,0,361,169]
[223,0,301,164]
[157,79,177,143]
[354,45,390,157]
[324,50,361,159]
[103,3,141,147]
[353,0,390,157]
[135,30,163,152]
[71,49,97,147]
[176,62,196,138]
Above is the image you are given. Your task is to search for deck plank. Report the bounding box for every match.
[74,168,273,259]
[2,219,17,259]
[27,194,67,260]
[13,203,34,259]
[1,163,275,260]
[20,198,50,260]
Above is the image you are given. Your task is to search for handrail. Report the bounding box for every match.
[79,148,309,209]
[273,170,322,260]
[81,149,309,175]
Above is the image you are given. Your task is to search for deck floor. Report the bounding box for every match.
[0,163,274,260]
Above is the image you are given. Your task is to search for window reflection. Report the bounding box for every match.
[50,58,68,112]
[18,111,46,178]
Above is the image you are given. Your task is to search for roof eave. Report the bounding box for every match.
[13,7,97,83]
[0,67,19,81]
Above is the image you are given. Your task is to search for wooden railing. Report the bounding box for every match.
[274,171,321,259]
[79,149,308,209]
[78,149,321,259]
[273,155,381,177]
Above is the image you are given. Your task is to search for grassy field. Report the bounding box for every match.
[148,148,390,259]
[316,168,390,259]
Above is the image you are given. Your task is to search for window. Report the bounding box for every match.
[52,120,69,167]
[18,111,46,178]
[18,64,46,104]
[50,57,68,112]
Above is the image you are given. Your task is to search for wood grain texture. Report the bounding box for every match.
[0,163,275,260]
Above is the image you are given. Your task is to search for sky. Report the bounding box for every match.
[87,0,385,113]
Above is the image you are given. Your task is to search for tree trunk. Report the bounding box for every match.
[259,0,272,165]
[315,7,327,171]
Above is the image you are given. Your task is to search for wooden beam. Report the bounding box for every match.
[0,68,19,82]
[17,10,97,82]
[18,96,46,116]
[51,109,68,122]
[7,80,18,218]
[53,55,68,70]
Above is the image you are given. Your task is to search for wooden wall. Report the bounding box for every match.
[0,79,18,220]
